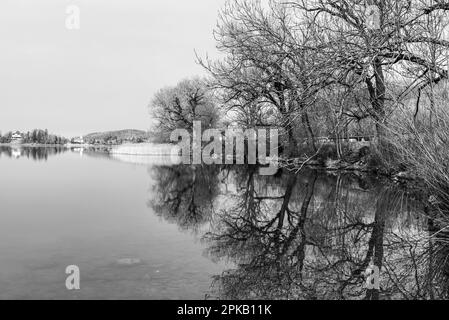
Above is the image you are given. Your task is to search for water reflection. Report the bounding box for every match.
[2,146,448,299]
[0,146,68,161]
[150,165,449,300]
[148,165,220,232]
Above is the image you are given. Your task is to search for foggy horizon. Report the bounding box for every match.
[0,0,225,138]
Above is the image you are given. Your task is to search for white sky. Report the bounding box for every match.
[0,0,226,137]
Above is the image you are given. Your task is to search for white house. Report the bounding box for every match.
[73,136,84,144]
[11,132,23,143]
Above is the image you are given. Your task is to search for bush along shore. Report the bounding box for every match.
[279,141,420,185]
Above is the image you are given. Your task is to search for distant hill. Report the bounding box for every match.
[83,129,149,144]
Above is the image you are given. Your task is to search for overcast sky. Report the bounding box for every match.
[0,0,226,137]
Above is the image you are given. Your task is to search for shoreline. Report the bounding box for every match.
[0,142,114,148]
[0,142,420,184]
[0,143,67,147]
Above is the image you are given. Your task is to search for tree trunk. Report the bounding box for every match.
[283,113,297,158]
[301,111,317,153]
[373,57,386,146]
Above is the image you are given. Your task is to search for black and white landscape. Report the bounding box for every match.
[1,0,449,301]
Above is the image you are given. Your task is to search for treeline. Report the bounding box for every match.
[0,129,68,145]
[83,129,149,145]
[149,1,449,178]
[84,135,146,145]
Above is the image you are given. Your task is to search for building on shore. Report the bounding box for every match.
[72,136,85,144]
[11,132,23,144]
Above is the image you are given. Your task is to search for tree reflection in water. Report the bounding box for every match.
[0,146,67,161]
[149,165,449,300]
[149,165,220,232]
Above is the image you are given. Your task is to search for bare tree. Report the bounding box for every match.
[149,78,220,142]
[199,0,334,156]
[289,0,449,144]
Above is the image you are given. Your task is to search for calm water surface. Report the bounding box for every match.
[0,146,447,300]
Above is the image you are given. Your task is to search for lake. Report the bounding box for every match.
[0,146,447,300]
